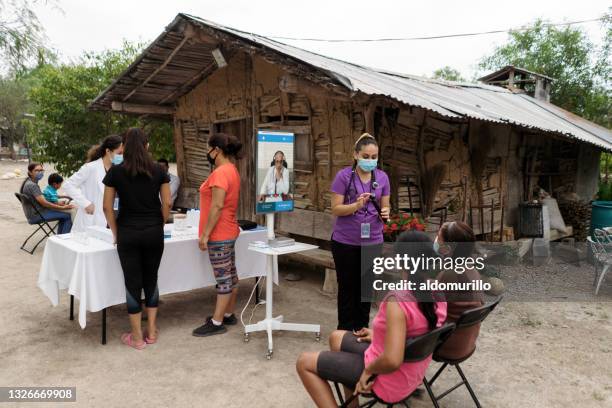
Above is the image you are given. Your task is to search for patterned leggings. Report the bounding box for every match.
[208,240,238,294]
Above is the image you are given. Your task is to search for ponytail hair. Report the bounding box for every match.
[353,133,378,169]
[87,134,122,162]
[209,132,243,159]
[122,128,155,178]
[354,133,377,152]
[395,230,441,330]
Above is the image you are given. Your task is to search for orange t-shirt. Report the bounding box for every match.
[199,163,240,241]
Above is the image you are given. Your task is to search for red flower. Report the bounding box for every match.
[391,223,398,231]
[402,213,410,220]
[415,224,425,231]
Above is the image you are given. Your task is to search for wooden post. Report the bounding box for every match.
[490,199,494,242]
[173,119,187,189]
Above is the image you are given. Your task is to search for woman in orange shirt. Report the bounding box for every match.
[192,133,243,338]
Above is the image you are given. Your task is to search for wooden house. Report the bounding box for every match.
[91,14,612,243]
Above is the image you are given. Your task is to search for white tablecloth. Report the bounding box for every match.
[38,227,269,328]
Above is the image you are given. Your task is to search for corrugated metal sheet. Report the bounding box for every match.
[184,14,612,150]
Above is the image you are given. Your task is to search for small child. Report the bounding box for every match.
[44,173,76,220]
[43,173,68,204]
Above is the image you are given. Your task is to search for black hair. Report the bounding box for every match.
[439,221,476,259]
[27,162,40,173]
[21,162,42,193]
[354,133,378,153]
[395,230,440,330]
[157,158,169,167]
[48,173,63,185]
[122,128,155,178]
[270,151,287,168]
[352,132,379,172]
[209,132,243,159]
[87,134,122,162]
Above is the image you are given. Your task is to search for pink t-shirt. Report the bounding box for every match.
[364,292,447,403]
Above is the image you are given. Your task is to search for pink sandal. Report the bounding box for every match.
[121,333,146,350]
[144,330,159,345]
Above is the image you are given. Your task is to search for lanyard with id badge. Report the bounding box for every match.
[345,169,381,240]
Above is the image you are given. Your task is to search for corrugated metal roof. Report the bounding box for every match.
[182,14,612,150]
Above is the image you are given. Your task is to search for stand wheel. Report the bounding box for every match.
[266,349,273,360]
[244,333,250,343]
[315,332,321,342]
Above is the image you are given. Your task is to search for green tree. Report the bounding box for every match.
[432,66,465,82]
[0,0,55,73]
[0,76,29,158]
[28,41,174,175]
[479,15,611,128]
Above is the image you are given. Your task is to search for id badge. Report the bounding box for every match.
[360,223,371,239]
[113,197,119,211]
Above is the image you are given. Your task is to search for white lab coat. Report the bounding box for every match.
[169,173,180,205]
[259,166,289,196]
[63,158,108,232]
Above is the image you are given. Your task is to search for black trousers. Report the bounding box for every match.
[116,224,164,314]
[331,240,382,331]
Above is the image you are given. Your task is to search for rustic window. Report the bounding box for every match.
[295,133,311,163]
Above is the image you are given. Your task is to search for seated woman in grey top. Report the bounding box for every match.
[19,162,74,234]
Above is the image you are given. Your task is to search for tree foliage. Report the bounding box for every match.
[479,14,611,128]
[27,41,174,175]
[432,66,465,82]
[0,76,29,156]
[0,0,55,73]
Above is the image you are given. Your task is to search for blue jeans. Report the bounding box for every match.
[29,210,72,234]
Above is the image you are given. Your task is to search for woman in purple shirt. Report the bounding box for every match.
[330,133,390,331]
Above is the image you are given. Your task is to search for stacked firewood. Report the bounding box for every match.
[558,198,591,241]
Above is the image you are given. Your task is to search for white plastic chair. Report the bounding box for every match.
[589,229,612,295]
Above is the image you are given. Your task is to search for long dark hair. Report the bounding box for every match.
[87,134,122,162]
[395,230,440,330]
[270,151,287,168]
[209,132,243,159]
[122,128,155,177]
[439,221,476,259]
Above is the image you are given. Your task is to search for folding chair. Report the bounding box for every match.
[589,230,612,295]
[425,296,503,408]
[334,323,456,408]
[15,192,58,254]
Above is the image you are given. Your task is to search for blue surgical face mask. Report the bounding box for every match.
[111,153,123,165]
[433,238,440,255]
[357,158,377,172]
[35,171,44,181]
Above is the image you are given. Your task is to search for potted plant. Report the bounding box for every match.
[383,212,426,242]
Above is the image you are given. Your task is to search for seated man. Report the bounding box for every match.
[20,163,73,234]
[157,158,180,206]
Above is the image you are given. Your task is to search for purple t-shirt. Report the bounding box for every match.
[331,167,390,245]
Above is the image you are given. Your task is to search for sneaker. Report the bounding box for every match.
[205,314,237,326]
[192,319,227,337]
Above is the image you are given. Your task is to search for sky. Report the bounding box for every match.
[31,0,611,80]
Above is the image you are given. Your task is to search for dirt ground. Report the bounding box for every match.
[0,159,610,408]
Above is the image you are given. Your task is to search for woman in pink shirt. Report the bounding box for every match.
[297,231,447,406]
